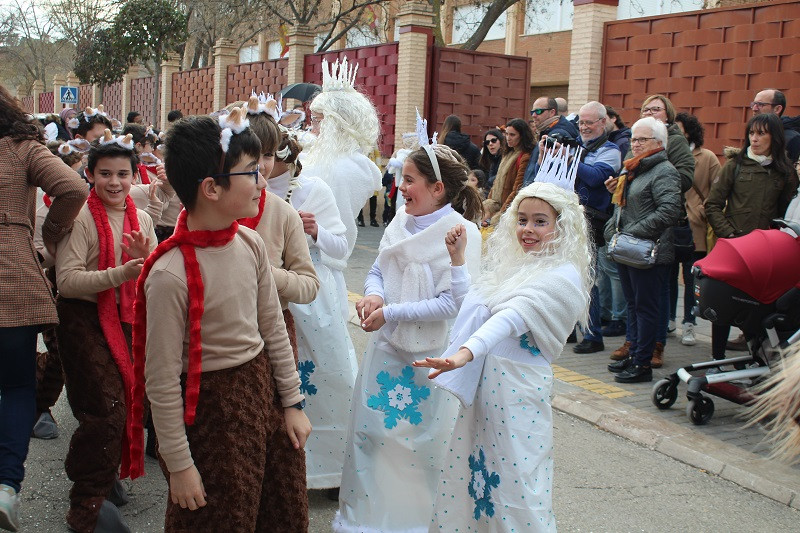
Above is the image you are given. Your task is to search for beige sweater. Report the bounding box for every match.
[56,202,157,302]
[254,191,319,309]
[144,226,303,473]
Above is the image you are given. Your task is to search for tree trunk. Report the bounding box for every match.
[461,0,519,51]
[152,54,161,127]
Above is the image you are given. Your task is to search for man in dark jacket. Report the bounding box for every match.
[751,89,800,161]
[522,96,580,186]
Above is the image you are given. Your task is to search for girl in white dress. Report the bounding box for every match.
[266,131,358,492]
[415,182,592,532]
[334,145,484,533]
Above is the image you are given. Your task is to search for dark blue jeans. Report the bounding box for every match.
[581,254,603,343]
[617,264,668,367]
[669,251,706,325]
[0,325,38,492]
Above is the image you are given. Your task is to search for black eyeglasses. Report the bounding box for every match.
[530,108,552,116]
[199,165,260,183]
[484,137,499,146]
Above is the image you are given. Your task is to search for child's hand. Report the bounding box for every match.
[156,164,175,195]
[122,230,152,260]
[412,347,474,379]
[356,294,384,322]
[297,211,318,240]
[284,407,312,449]
[361,307,385,332]
[604,176,619,194]
[170,465,207,510]
[121,257,145,280]
[445,224,467,266]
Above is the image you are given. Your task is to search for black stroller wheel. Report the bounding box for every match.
[651,379,677,410]
[687,396,715,425]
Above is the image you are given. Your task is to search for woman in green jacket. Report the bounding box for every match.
[705,113,798,364]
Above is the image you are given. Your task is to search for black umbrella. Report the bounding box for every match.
[280,83,322,102]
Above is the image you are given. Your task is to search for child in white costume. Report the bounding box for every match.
[334,145,484,533]
[301,57,382,319]
[266,130,358,490]
[415,182,592,532]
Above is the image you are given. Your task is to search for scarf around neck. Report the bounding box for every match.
[612,147,664,207]
[87,188,140,476]
[747,146,773,166]
[122,210,239,480]
[238,189,267,230]
[579,131,610,161]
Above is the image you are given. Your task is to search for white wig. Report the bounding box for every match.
[632,116,668,148]
[476,182,594,324]
[304,89,380,168]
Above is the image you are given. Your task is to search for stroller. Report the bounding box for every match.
[651,220,800,425]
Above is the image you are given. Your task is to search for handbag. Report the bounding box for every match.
[607,207,658,269]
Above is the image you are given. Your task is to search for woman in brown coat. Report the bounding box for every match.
[0,85,88,531]
[485,118,534,217]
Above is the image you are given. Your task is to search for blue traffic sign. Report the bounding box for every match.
[60,86,78,105]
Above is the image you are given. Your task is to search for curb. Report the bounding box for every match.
[552,386,800,510]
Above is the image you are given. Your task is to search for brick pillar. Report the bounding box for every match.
[567,0,619,113]
[53,74,66,113]
[122,65,148,124]
[32,81,44,114]
[258,31,269,61]
[504,2,522,56]
[160,54,181,129]
[286,25,315,86]
[91,85,102,108]
[394,1,434,145]
[213,38,238,111]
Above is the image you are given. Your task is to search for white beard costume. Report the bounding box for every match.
[267,172,357,489]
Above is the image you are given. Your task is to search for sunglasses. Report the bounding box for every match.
[200,164,261,184]
[484,138,499,146]
[530,108,552,116]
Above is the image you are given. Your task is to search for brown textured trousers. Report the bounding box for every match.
[157,351,309,532]
[36,269,64,417]
[56,298,129,533]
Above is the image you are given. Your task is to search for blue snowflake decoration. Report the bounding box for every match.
[298,360,317,396]
[519,333,541,356]
[468,447,501,520]
[367,366,430,429]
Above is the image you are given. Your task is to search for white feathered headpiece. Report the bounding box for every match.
[99,129,135,151]
[415,108,442,182]
[321,56,358,93]
[534,142,583,192]
[218,107,250,153]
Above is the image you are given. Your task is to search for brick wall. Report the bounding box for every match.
[130,76,161,125]
[102,82,123,121]
[172,67,215,115]
[474,31,572,88]
[79,84,92,110]
[22,95,34,114]
[226,59,288,104]
[39,92,54,113]
[601,0,800,157]
[304,43,399,156]
[429,47,531,147]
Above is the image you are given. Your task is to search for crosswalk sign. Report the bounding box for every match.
[60,86,78,105]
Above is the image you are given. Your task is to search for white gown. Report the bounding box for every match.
[335,207,482,533]
[267,172,357,489]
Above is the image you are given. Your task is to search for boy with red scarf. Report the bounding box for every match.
[123,110,311,532]
[55,133,157,532]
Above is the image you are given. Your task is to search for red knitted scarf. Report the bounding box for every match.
[87,189,140,476]
[136,164,152,184]
[122,210,239,480]
[237,189,266,230]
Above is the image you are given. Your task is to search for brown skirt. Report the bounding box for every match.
[283,308,298,365]
[158,351,308,532]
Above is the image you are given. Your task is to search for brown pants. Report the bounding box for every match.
[283,308,298,365]
[56,298,129,533]
[158,351,308,532]
[36,268,64,417]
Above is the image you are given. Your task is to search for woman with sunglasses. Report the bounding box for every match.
[485,119,536,221]
[478,128,506,190]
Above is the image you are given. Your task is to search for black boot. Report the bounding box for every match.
[614,364,652,383]
[93,500,131,533]
[607,356,632,373]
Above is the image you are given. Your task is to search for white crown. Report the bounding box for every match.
[534,144,583,192]
[321,56,358,92]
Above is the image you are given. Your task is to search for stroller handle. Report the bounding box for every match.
[770,218,800,236]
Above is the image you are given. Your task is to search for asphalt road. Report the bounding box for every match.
[15,222,800,532]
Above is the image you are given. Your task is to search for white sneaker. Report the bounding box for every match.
[667,319,676,336]
[681,323,696,346]
[0,484,19,532]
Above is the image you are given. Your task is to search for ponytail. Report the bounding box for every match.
[451,184,483,223]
